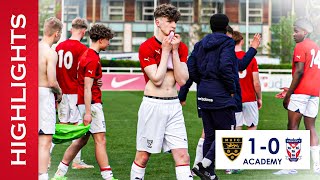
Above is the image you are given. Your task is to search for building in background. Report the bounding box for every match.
[41,0,310,59]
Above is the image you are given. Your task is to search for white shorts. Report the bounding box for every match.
[136,97,188,153]
[78,103,106,133]
[39,87,56,135]
[235,101,259,127]
[58,94,81,124]
[288,94,319,118]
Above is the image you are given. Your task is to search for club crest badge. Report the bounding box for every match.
[222,137,242,161]
[286,138,302,162]
[147,139,153,148]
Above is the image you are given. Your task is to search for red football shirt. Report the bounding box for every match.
[77,48,102,105]
[292,38,320,96]
[56,39,87,94]
[236,51,259,102]
[139,36,188,82]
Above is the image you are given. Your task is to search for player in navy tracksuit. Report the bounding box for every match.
[178,26,261,174]
[187,14,261,180]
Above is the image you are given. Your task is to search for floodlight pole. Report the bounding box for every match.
[92,0,96,24]
[246,0,249,51]
[154,0,157,36]
[60,0,67,42]
[291,0,295,17]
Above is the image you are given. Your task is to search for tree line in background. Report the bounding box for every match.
[267,15,295,64]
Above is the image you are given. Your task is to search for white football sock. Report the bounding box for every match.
[39,173,48,180]
[130,162,145,180]
[175,165,193,180]
[101,166,114,180]
[201,158,212,168]
[193,138,204,167]
[55,162,69,177]
[311,146,320,165]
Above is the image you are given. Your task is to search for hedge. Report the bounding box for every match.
[101,59,292,69]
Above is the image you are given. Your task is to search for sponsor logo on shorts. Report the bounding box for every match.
[147,139,153,148]
[102,121,105,129]
[222,137,242,161]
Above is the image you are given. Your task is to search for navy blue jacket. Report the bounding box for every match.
[188,33,236,110]
[187,33,257,111]
[178,78,202,118]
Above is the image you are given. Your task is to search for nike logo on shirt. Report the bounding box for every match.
[111,77,140,88]
[88,70,93,74]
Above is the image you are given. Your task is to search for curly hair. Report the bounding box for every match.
[89,24,114,42]
[154,4,180,22]
[232,31,243,45]
[72,17,88,29]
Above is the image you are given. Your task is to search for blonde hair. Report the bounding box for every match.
[72,17,88,30]
[43,17,62,36]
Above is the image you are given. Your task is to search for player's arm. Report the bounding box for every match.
[178,78,194,105]
[171,34,188,86]
[83,77,93,125]
[219,41,236,95]
[143,37,172,86]
[187,42,200,84]
[238,34,261,71]
[283,62,304,109]
[46,50,62,98]
[253,72,262,109]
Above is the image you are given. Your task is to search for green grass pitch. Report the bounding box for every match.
[48,91,320,180]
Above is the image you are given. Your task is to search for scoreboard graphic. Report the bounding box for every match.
[216,130,310,169]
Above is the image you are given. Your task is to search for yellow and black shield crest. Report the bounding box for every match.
[222,137,242,161]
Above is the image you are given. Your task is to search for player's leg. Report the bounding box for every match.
[92,132,117,180]
[193,129,205,169]
[38,87,56,180]
[287,110,302,130]
[303,96,320,173]
[131,151,151,180]
[226,111,243,174]
[69,94,94,169]
[287,94,307,130]
[171,149,193,180]
[53,134,90,178]
[274,95,306,175]
[49,94,69,169]
[39,134,52,180]
[90,103,117,180]
[131,97,165,180]
[164,100,192,179]
[304,116,320,173]
[194,108,234,180]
